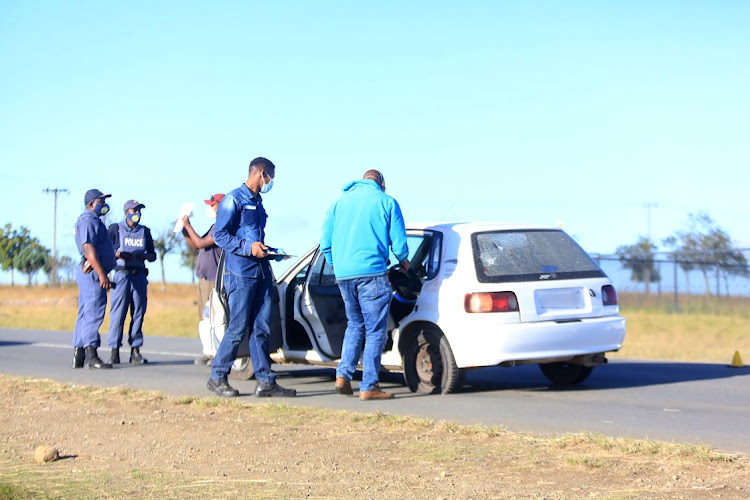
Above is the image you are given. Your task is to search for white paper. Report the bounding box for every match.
[173,202,195,233]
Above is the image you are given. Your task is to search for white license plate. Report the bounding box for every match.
[537,288,585,309]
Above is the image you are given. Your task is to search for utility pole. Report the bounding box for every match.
[644,202,658,242]
[43,187,69,285]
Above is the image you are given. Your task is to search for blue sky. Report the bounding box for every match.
[1,1,748,284]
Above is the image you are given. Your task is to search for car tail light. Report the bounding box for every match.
[601,285,618,306]
[464,292,519,313]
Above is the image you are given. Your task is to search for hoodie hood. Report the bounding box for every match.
[342,179,381,192]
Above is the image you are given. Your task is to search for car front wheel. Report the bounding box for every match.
[539,362,592,386]
[403,328,462,394]
[229,357,255,380]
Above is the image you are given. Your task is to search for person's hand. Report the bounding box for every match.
[118,251,132,260]
[251,241,269,258]
[399,260,411,272]
[135,253,147,261]
[182,215,191,227]
[99,273,112,290]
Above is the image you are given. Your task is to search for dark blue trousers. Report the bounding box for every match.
[107,270,148,349]
[210,270,275,384]
[73,268,108,348]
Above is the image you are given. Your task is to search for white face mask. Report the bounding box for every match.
[205,205,217,219]
[260,171,274,194]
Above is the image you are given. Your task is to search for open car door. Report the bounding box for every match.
[296,250,347,360]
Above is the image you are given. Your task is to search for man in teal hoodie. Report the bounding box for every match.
[320,170,410,400]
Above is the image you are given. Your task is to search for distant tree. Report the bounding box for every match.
[15,238,51,286]
[0,225,33,286]
[616,237,660,294]
[179,239,198,285]
[153,227,180,291]
[664,212,746,296]
[54,255,77,285]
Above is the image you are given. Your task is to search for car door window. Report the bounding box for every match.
[395,233,440,282]
[426,231,442,280]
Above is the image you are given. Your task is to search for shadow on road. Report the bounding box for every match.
[0,341,31,348]
[460,360,750,393]
[273,360,750,395]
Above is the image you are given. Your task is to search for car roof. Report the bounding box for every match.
[406,222,562,233]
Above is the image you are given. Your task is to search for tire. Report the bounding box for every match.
[539,362,593,386]
[403,327,462,394]
[229,357,255,381]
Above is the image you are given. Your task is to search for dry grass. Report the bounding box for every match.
[611,292,750,363]
[0,283,198,337]
[1,285,749,363]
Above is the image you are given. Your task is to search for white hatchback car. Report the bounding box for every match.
[200,222,626,394]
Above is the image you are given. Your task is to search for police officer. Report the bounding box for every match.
[106,199,156,364]
[73,189,117,369]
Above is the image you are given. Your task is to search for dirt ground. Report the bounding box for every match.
[1,376,748,500]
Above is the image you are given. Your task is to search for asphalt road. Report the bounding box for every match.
[2,328,749,455]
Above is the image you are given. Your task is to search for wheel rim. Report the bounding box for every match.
[232,358,249,371]
[416,341,442,386]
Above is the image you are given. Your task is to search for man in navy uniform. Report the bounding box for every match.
[73,189,117,369]
[207,157,296,398]
[106,199,156,364]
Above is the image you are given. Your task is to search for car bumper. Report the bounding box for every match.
[447,315,627,368]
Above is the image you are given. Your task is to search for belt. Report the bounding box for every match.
[117,268,148,276]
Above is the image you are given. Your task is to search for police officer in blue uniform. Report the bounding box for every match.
[73,189,117,369]
[106,199,156,364]
[207,157,296,398]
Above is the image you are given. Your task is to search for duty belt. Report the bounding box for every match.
[117,268,148,276]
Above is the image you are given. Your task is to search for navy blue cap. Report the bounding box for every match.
[123,199,146,212]
[84,189,111,206]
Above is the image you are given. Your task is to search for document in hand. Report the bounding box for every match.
[173,202,195,233]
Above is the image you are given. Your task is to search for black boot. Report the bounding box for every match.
[254,381,297,398]
[72,348,85,369]
[206,378,239,398]
[108,349,120,365]
[130,347,148,364]
[85,347,112,369]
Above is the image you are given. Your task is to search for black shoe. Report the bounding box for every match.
[85,347,112,370]
[206,378,239,398]
[72,348,85,369]
[130,347,148,364]
[254,381,296,398]
[108,349,120,365]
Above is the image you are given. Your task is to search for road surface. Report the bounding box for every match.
[1,328,748,454]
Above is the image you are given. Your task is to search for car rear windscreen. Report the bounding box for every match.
[471,230,606,283]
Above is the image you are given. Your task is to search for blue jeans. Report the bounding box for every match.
[210,270,276,384]
[336,275,392,392]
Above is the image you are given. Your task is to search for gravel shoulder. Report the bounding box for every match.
[1,375,749,499]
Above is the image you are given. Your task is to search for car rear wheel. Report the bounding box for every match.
[229,357,255,380]
[403,328,462,394]
[539,362,592,386]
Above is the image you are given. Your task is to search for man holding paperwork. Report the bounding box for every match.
[182,193,225,366]
[206,157,296,398]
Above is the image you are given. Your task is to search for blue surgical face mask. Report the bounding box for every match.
[95,203,110,217]
[261,172,274,194]
[127,212,141,226]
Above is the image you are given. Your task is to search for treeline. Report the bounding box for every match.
[609,212,749,296]
[0,223,196,289]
